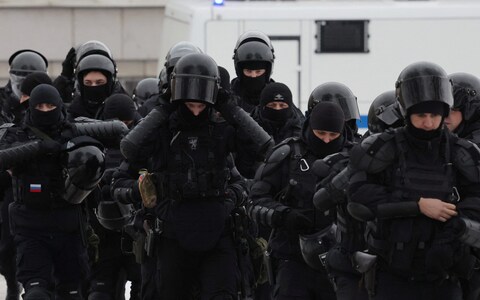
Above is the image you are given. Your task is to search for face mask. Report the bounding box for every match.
[261,107,292,123]
[178,103,210,127]
[306,129,344,158]
[9,74,25,100]
[241,74,267,96]
[82,84,110,106]
[30,107,62,129]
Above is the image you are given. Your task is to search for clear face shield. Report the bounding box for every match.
[9,73,26,100]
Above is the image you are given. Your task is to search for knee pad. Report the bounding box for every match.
[88,291,113,300]
[24,286,51,300]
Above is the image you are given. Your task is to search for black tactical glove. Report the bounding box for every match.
[214,88,234,114]
[39,140,63,155]
[61,47,76,78]
[283,209,313,232]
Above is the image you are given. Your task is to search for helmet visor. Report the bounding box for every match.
[171,74,218,104]
[377,102,402,125]
[400,76,453,109]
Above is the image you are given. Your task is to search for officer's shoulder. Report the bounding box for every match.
[453,136,480,182]
[265,137,301,164]
[349,128,398,173]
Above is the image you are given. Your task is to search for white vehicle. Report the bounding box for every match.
[161,0,480,129]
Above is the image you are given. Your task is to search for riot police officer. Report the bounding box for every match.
[139,41,203,117]
[348,61,480,299]
[67,54,117,120]
[0,84,105,299]
[366,90,404,136]
[248,101,347,300]
[307,82,361,143]
[256,82,302,143]
[0,49,48,124]
[445,72,480,145]
[132,78,160,117]
[54,40,127,104]
[87,93,141,300]
[112,53,275,299]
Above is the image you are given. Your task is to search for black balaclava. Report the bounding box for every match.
[80,70,112,106]
[28,84,64,130]
[177,102,210,129]
[260,82,293,124]
[239,61,268,96]
[103,94,136,122]
[306,102,345,158]
[406,101,445,140]
[21,72,53,97]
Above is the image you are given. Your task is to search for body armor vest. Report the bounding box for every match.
[165,123,230,201]
[368,129,456,274]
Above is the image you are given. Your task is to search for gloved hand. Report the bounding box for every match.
[101,185,112,201]
[214,88,233,114]
[138,171,157,208]
[39,140,63,155]
[283,209,313,232]
[61,47,76,78]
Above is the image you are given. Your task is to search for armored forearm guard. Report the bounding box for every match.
[0,140,41,170]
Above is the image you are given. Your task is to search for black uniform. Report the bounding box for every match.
[348,62,480,300]
[1,84,103,299]
[248,102,347,300]
[113,53,264,299]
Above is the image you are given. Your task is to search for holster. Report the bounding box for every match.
[352,251,377,297]
[264,249,275,286]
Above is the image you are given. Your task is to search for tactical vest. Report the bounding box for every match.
[164,123,230,201]
[367,129,457,274]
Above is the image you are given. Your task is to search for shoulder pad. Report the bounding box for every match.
[350,131,396,173]
[454,138,480,183]
[259,143,292,178]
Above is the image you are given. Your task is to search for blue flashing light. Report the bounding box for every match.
[213,0,224,6]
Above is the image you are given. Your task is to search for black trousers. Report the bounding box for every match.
[273,259,336,300]
[373,270,462,300]
[15,232,89,298]
[156,235,238,299]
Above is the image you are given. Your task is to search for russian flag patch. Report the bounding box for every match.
[29,184,42,193]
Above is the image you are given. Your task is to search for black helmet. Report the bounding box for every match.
[9,50,48,99]
[76,40,113,63]
[171,53,219,105]
[448,72,480,121]
[299,225,336,271]
[63,136,105,204]
[96,200,134,231]
[367,90,403,133]
[233,31,275,81]
[132,78,160,107]
[395,61,453,117]
[9,50,48,75]
[76,54,116,98]
[158,67,168,91]
[164,41,203,77]
[308,82,360,121]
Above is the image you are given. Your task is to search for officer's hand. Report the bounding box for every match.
[283,209,313,232]
[138,172,157,208]
[418,197,457,222]
[214,88,232,113]
[39,140,63,155]
[61,47,76,78]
